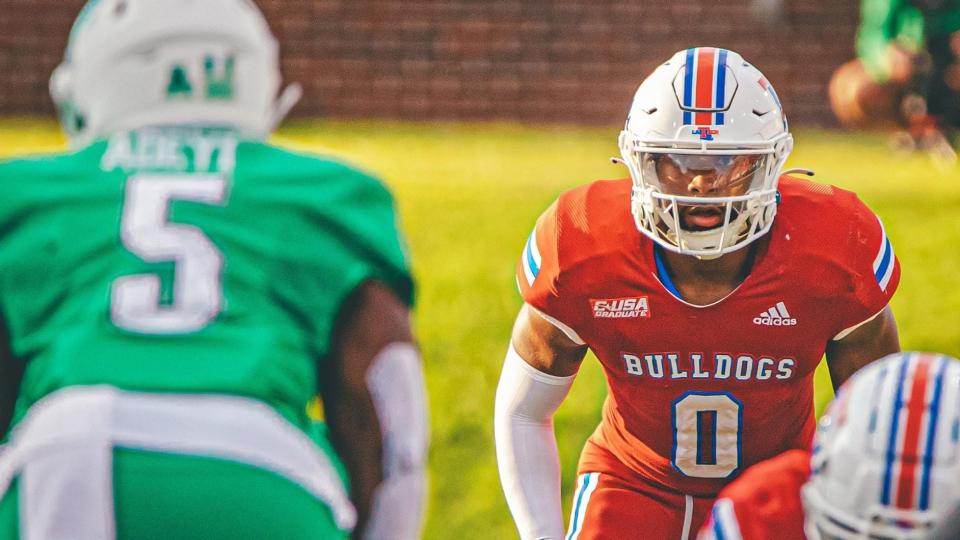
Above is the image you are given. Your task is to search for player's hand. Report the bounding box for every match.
[885,44,917,84]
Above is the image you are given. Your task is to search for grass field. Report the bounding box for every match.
[1,118,959,538]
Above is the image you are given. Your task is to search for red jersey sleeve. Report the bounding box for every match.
[833,197,901,339]
[516,200,582,336]
[697,450,810,540]
[517,200,560,304]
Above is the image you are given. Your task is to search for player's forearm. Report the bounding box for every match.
[0,322,21,440]
[494,344,575,540]
[324,282,426,538]
[322,384,383,537]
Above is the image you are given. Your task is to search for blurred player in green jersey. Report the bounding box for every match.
[0,1,428,538]
[829,0,960,161]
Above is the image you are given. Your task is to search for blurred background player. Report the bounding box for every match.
[0,1,427,539]
[829,0,960,160]
[698,351,960,540]
[495,47,901,539]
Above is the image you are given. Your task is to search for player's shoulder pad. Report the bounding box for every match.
[517,198,560,304]
[516,179,632,303]
[778,176,899,294]
[0,144,105,220]
[0,142,100,176]
[251,141,389,191]
[846,192,898,296]
[724,449,810,499]
[247,142,399,216]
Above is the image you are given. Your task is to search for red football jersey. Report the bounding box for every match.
[516,176,899,496]
[697,449,810,540]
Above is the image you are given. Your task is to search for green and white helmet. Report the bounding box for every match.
[50,0,300,147]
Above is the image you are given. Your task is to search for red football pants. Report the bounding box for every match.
[566,441,715,540]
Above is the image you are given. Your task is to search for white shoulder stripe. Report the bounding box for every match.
[521,238,536,287]
[878,261,894,291]
[871,216,888,271]
[870,216,896,292]
[521,227,544,288]
[529,228,542,268]
[877,238,895,291]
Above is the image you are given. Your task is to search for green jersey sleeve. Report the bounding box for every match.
[857,0,924,82]
[251,145,414,360]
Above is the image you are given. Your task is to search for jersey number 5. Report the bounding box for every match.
[111,174,228,334]
[672,392,742,478]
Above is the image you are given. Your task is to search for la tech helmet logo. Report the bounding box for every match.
[591,297,651,319]
[692,126,719,140]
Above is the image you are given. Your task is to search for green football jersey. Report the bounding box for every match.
[0,127,413,435]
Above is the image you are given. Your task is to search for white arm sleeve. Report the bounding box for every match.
[494,344,576,540]
[363,342,429,540]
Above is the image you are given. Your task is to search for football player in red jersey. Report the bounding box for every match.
[494,47,902,540]
[698,352,960,540]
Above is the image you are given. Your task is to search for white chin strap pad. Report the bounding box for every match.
[494,344,576,539]
[363,342,429,540]
[270,83,303,131]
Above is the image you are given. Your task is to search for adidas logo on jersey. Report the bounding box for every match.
[753,301,797,326]
[591,297,651,319]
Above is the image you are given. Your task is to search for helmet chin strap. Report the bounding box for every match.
[653,199,751,259]
[693,252,723,261]
[674,225,741,259]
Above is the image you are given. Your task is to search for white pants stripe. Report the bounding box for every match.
[566,472,600,540]
[0,386,356,539]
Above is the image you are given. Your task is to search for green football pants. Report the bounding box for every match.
[0,387,354,540]
[0,448,347,540]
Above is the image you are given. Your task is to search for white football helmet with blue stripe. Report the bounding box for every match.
[618,47,793,258]
[50,0,300,147]
[802,352,960,540]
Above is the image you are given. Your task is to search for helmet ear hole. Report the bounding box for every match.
[73,112,87,134]
[49,63,85,139]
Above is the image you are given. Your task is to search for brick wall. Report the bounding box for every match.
[0,0,859,125]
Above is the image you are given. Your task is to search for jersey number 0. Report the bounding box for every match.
[672,392,742,478]
[111,174,228,334]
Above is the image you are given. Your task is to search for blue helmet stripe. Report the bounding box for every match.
[684,48,695,108]
[882,354,911,505]
[715,49,728,125]
[683,48,695,124]
[919,355,947,510]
